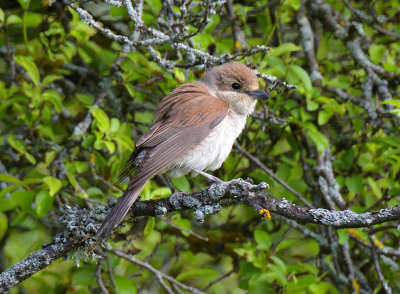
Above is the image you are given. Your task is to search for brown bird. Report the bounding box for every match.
[96,63,269,237]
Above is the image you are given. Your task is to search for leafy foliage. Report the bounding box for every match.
[0,0,399,293]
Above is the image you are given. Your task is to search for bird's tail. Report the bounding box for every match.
[95,181,146,238]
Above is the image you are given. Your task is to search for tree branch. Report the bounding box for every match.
[0,239,79,293]
[110,249,204,294]
[1,178,399,292]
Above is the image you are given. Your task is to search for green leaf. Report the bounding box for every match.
[382,60,398,73]
[254,229,272,251]
[8,135,25,153]
[71,266,97,286]
[388,109,400,117]
[17,0,29,9]
[0,199,16,212]
[82,135,96,148]
[289,0,300,10]
[149,187,171,199]
[345,174,363,194]
[248,273,271,293]
[140,180,151,200]
[317,36,329,61]
[0,8,5,26]
[144,0,162,14]
[115,276,137,294]
[367,177,382,198]
[74,161,89,173]
[43,89,63,113]
[113,135,135,152]
[87,187,103,197]
[24,152,37,165]
[265,56,287,75]
[0,212,7,242]
[268,138,291,157]
[309,281,340,294]
[92,107,110,132]
[306,96,319,111]
[318,109,334,125]
[10,190,35,212]
[270,256,286,274]
[134,111,153,123]
[174,67,186,83]
[381,99,400,108]
[374,136,400,148]
[35,190,54,218]
[290,64,312,93]
[76,93,94,105]
[0,174,21,184]
[0,178,42,199]
[43,176,63,196]
[124,84,136,97]
[240,260,261,277]
[369,44,386,64]
[104,141,116,153]
[45,151,57,167]
[337,229,349,245]
[14,55,40,87]
[36,125,57,142]
[176,268,219,282]
[307,130,329,153]
[110,6,128,18]
[42,75,62,86]
[341,148,354,170]
[110,118,120,133]
[287,274,319,291]
[171,176,191,192]
[270,43,301,57]
[144,216,155,236]
[6,15,22,25]
[173,218,191,236]
[8,135,37,164]
[268,264,286,286]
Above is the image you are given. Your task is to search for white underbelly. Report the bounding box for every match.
[167,111,247,178]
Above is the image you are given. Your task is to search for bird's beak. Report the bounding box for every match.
[246,89,269,100]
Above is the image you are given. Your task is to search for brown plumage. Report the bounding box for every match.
[96,63,268,238]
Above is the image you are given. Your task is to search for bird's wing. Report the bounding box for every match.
[97,83,229,237]
[118,82,229,182]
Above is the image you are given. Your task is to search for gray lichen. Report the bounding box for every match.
[278,198,290,209]
[59,205,105,265]
[155,205,168,216]
[309,208,375,226]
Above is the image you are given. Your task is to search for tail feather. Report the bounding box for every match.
[96,181,146,238]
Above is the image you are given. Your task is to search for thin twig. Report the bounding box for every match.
[110,249,205,294]
[234,142,313,208]
[369,235,392,294]
[201,265,238,291]
[105,257,118,293]
[162,217,209,242]
[96,260,110,294]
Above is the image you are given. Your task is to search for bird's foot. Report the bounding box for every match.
[193,169,224,184]
[158,175,180,195]
[165,178,181,196]
[169,186,181,197]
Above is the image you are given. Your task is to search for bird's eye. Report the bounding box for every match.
[231,83,241,90]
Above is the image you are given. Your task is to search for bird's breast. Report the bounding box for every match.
[167,111,248,178]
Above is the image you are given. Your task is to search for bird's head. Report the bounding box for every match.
[200,63,269,115]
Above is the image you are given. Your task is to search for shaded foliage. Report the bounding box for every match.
[0,0,399,293]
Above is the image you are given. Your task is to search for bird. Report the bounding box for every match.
[96,62,269,238]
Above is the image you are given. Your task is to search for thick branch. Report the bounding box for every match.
[1,178,399,292]
[0,239,79,293]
